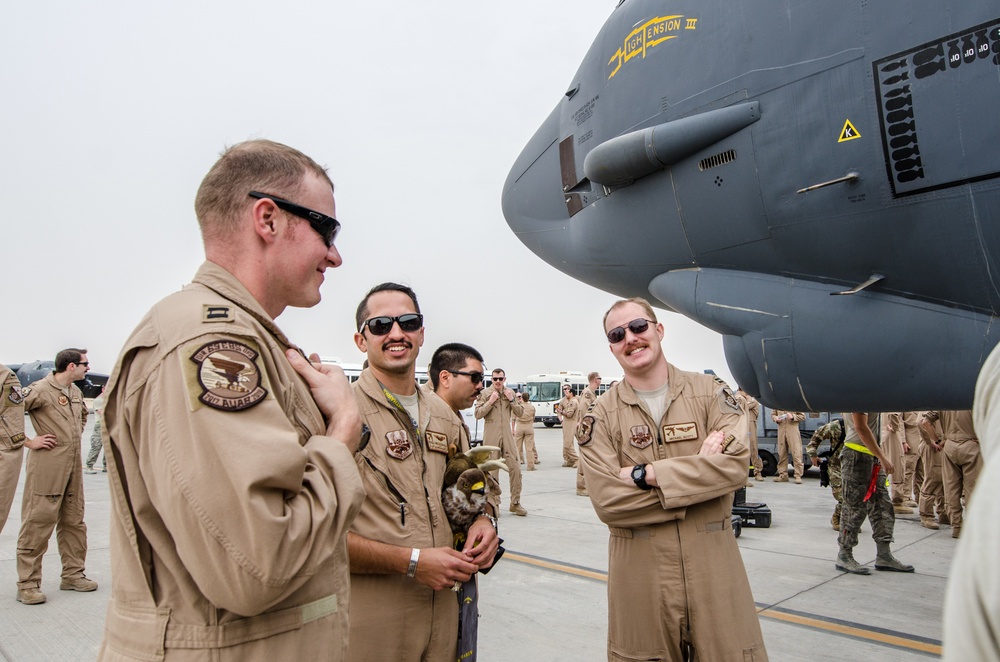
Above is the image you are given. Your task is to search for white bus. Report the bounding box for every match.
[320,357,429,385]
[318,357,487,441]
[523,372,588,427]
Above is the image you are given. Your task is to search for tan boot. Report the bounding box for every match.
[952,526,961,539]
[509,503,527,516]
[938,512,951,525]
[754,474,764,482]
[920,518,939,530]
[60,575,98,592]
[874,542,914,572]
[772,475,788,483]
[16,587,46,605]
[893,504,914,515]
[835,547,871,575]
[794,477,802,484]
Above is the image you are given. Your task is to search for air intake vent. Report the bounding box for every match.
[698,149,737,171]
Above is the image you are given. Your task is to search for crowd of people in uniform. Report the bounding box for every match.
[0,138,994,660]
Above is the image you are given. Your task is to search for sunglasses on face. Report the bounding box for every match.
[606,318,655,344]
[75,362,90,367]
[360,313,424,336]
[248,191,340,248]
[492,376,505,382]
[448,369,484,385]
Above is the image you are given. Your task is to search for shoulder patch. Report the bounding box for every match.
[576,415,595,446]
[202,305,234,322]
[190,341,268,411]
[720,387,741,413]
[8,385,25,404]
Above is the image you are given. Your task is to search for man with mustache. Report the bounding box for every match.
[348,285,498,661]
[578,297,767,661]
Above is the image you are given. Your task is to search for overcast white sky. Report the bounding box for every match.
[1,1,733,385]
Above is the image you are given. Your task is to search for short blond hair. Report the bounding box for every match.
[602,297,658,331]
[194,139,333,242]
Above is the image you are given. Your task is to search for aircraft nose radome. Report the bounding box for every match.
[502,105,569,235]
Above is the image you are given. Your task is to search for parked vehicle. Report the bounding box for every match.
[523,372,587,427]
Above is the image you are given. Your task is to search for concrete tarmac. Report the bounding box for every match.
[1,421,949,660]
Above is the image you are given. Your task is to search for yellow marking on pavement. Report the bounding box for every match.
[506,551,942,656]
[504,552,607,582]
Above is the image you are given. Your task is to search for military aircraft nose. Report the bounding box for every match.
[502,105,568,236]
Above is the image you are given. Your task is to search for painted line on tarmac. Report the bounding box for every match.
[755,605,941,656]
[505,550,942,657]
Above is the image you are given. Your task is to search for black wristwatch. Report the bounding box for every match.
[631,464,653,490]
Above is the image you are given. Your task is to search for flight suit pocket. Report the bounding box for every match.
[23,493,62,527]
[103,602,170,661]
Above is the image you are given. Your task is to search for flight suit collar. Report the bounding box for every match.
[617,363,688,406]
[616,363,690,426]
[357,368,427,429]
[191,261,295,350]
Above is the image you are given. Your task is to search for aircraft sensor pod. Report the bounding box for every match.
[583,101,760,187]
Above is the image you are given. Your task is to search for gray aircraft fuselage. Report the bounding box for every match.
[502,0,1000,412]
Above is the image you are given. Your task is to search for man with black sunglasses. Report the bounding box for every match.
[98,140,365,660]
[15,348,95,605]
[475,368,528,516]
[349,284,498,661]
[577,297,767,661]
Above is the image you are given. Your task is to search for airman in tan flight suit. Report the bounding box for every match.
[914,411,947,529]
[576,372,601,496]
[98,140,366,660]
[771,409,805,483]
[883,412,913,514]
[16,349,95,605]
[739,388,764,483]
[921,410,980,538]
[514,392,537,470]
[475,369,527,516]
[579,297,766,661]
[348,285,498,661]
[1,364,57,537]
[557,386,581,468]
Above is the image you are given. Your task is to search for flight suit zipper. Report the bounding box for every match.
[363,456,408,526]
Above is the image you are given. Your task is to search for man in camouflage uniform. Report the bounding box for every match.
[837,413,914,575]
[807,417,845,529]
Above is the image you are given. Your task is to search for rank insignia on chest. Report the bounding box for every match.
[425,430,449,454]
[577,415,595,446]
[189,341,268,411]
[629,425,653,449]
[662,422,698,442]
[386,429,413,460]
